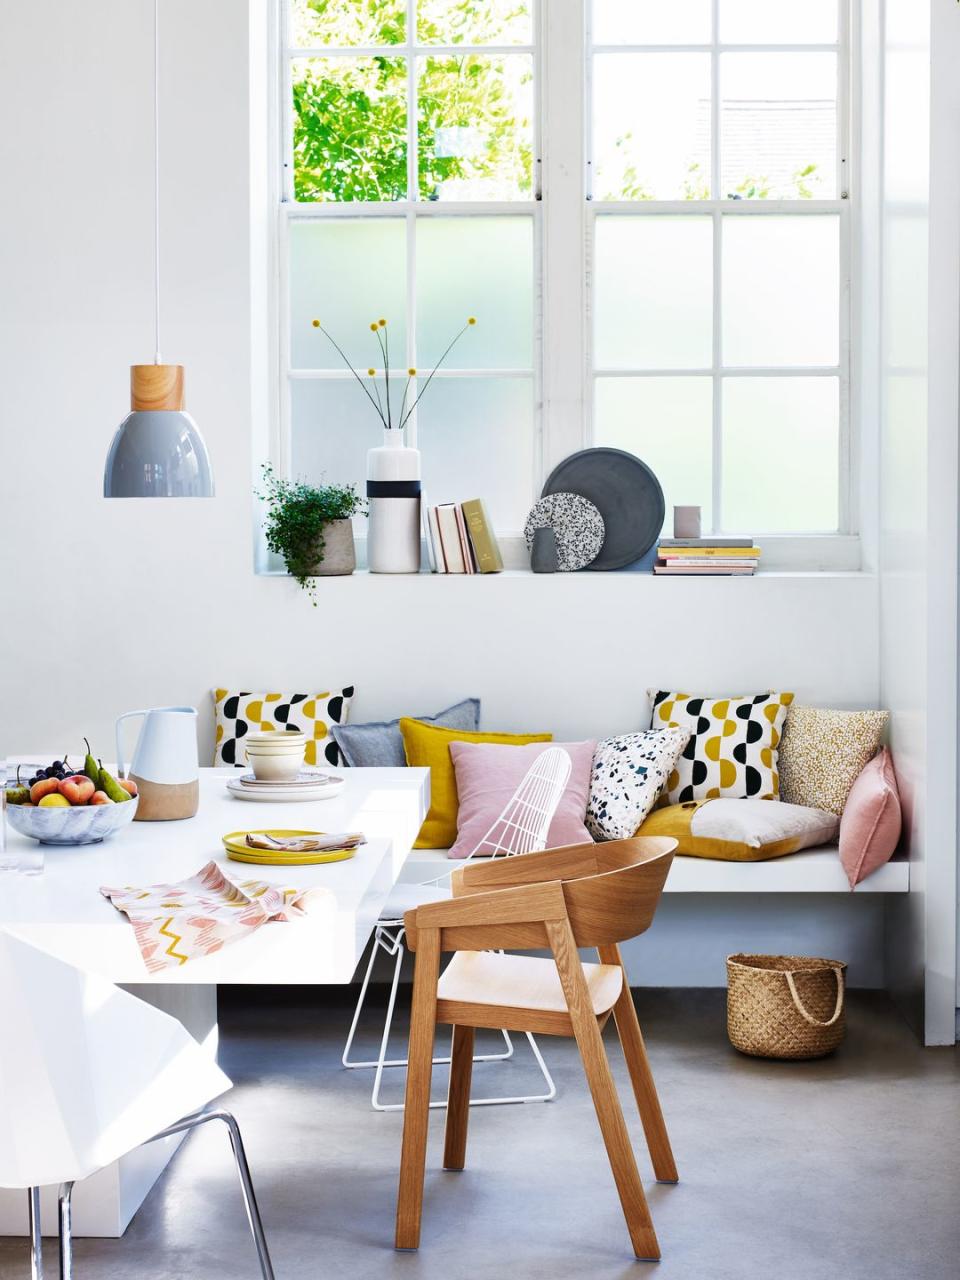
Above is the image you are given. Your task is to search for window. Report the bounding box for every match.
[276,1,852,553]
[280,0,539,533]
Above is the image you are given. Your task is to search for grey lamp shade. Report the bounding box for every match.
[103,410,214,498]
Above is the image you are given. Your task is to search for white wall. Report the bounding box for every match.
[0,0,882,764]
[877,0,959,1045]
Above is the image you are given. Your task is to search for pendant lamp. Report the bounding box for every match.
[104,0,213,498]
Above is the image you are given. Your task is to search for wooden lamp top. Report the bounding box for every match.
[131,364,184,412]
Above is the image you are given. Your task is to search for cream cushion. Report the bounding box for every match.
[437,951,623,1016]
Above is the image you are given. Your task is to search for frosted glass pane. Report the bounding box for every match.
[417,218,533,368]
[289,220,407,369]
[720,0,838,44]
[290,0,405,46]
[595,377,713,528]
[418,378,534,530]
[290,379,383,502]
[722,378,839,531]
[419,56,534,201]
[292,58,408,202]
[721,53,836,199]
[418,0,532,45]
[595,217,712,369]
[592,0,712,44]
[722,217,838,367]
[593,54,711,200]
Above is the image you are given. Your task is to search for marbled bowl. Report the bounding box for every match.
[6,795,139,845]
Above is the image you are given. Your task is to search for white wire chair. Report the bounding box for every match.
[342,746,573,1111]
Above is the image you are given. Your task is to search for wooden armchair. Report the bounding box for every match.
[395,836,679,1261]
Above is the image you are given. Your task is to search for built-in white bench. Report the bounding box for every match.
[396,847,909,989]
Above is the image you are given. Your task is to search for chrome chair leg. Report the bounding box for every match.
[57,1183,73,1280]
[147,1110,275,1280]
[28,1187,43,1280]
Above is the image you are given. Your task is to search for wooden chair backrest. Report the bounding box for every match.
[437,837,676,951]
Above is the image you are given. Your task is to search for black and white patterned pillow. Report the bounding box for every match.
[586,728,690,841]
[212,687,354,768]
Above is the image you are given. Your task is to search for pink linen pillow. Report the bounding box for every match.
[838,749,902,889]
[447,739,596,859]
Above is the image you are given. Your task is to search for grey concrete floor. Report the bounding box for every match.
[1,989,957,1280]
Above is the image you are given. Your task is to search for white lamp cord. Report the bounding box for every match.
[153,0,162,365]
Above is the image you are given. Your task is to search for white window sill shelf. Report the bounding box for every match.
[259,568,874,580]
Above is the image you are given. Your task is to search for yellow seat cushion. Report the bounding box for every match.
[398,718,551,849]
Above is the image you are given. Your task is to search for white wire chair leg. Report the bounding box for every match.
[342,926,556,1111]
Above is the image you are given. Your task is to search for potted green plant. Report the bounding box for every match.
[257,464,364,601]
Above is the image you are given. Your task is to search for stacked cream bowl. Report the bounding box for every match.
[243,731,306,781]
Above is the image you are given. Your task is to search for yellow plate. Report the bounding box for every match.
[221,829,357,865]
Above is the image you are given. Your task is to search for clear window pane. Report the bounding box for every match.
[592,0,712,45]
[289,220,407,369]
[418,55,533,201]
[593,54,711,200]
[595,217,713,368]
[721,53,837,199]
[417,218,533,369]
[722,215,839,367]
[292,58,407,202]
[720,0,838,45]
[418,0,532,45]
[290,0,406,46]
[290,378,384,499]
[722,377,839,531]
[418,378,535,530]
[595,377,713,527]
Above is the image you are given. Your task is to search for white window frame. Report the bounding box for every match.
[273,0,860,570]
[275,0,543,538]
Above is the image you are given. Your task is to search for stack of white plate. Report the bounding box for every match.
[243,731,307,781]
[226,770,345,803]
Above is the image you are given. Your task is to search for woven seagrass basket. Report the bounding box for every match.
[726,954,847,1059]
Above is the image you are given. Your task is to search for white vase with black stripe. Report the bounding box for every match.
[366,428,422,573]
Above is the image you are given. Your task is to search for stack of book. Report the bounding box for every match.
[423,498,503,574]
[654,537,761,576]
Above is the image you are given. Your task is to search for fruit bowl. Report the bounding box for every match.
[6,795,139,845]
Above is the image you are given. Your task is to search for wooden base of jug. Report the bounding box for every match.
[130,775,200,821]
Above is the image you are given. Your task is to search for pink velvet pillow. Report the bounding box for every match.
[447,739,596,859]
[839,748,902,889]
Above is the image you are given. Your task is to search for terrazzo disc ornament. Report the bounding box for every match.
[523,492,605,571]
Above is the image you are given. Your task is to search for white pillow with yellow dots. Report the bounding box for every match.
[212,687,354,768]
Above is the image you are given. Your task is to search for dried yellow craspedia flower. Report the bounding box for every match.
[407,367,417,376]
[369,322,378,331]
[467,316,476,325]
[367,368,376,376]
[378,318,387,326]
[312,319,321,327]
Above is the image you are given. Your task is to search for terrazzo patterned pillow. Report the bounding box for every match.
[650,690,795,804]
[212,687,354,768]
[778,706,889,816]
[586,728,691,841]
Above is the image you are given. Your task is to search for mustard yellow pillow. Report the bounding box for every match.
[399,719,552,849]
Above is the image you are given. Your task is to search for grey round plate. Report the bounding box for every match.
[543,448,665,571]
[524,492,605,571]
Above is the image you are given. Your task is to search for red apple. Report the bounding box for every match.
[89,790,114,806]
[59,775,96,806]
[30,777,60,804]
[119,778,138,797]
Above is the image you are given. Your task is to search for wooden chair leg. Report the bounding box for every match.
[395,928,440,1251]
[599,943,679,1184]
[443,1024,475,1171]
[546,920,660,1261]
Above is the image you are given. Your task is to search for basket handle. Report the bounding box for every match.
[784,966,845,1028]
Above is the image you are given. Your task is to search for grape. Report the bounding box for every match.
[51,761,62,771]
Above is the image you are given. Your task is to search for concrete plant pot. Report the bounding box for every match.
[309,519,356,576]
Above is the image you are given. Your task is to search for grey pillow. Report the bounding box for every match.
[331,698,481,768]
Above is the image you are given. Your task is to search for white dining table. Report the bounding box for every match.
[0,764,431,1238]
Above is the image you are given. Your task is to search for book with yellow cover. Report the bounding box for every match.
[657,545,760,558]
[461,498,504,573]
